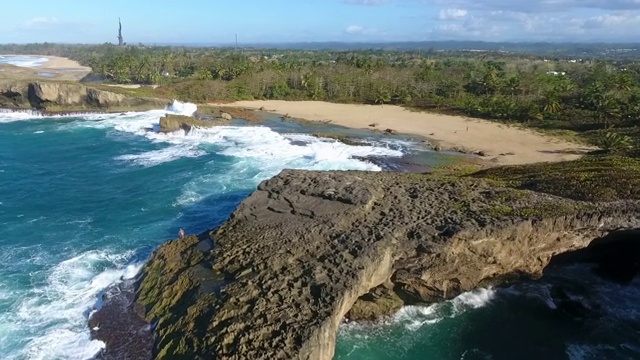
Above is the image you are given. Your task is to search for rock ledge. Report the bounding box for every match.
[121,170,640,359]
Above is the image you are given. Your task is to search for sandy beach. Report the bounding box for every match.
[0,54,90,71]
[226,100,594,165]
[40,56,91,71]
[0,54,91,81]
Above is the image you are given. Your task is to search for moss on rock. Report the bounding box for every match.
[471,156,640,202]
[346,287,405,321]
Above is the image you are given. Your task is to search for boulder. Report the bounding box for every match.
[159,114,230,133]
[86,88,125,107]
[28,82,85,106]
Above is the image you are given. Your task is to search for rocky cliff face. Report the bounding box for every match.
[0,81,164,111]
[129,170,640,360]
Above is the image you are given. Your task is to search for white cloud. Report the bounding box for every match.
[425,7,640,41]
[23,17,59,29]
[438,8,468,20]
[346,25,364,33]
[343,0,390,5]
[345,24,379,35]
[427,0,640,13]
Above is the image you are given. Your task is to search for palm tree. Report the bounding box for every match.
[598,132,634,153]
[595,95,620,128]
[503,76,520,96]
[541,91,562,114]
[374,88,391,105]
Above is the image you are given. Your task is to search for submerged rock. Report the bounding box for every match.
[110,169,640,360]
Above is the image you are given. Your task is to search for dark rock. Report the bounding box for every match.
[159,114,230,133]
[80,72,107,83]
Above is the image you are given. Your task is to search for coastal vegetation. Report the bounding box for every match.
[2,43,640,155]
[473,156,640,202]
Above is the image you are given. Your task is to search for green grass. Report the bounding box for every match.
[471,155,640,202]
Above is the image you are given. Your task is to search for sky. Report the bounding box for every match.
[2,0,640,44]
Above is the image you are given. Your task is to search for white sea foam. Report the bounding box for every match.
[1,249,142,360]
[101,109,403,171]
[167,99,197,116]
[383,288,496,333]
[392,304,442,331]
[115,144,207,167]
[0,55,48,68]
[451,287,496,313]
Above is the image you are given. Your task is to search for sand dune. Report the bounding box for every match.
[226,100,594,165]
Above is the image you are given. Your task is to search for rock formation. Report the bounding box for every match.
[0,81,165,112]
[115,169,640,360]
[159,113,231,133]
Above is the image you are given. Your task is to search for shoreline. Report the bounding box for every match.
[224,100,595,166]
[0,54,91,71]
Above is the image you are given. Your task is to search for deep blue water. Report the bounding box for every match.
[1,106,639,360]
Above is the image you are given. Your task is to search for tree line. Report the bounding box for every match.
[2,43,640,153]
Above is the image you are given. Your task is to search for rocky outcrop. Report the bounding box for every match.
[159,114,231,132]
[125,170,640,360]
[0,81,165,111]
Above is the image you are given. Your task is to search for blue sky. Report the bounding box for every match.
[2,0,640,44]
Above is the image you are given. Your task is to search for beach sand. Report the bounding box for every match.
[0,55,91,81]
[39,56,91,71]
[226,100,594,165]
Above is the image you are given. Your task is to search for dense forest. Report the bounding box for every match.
[2,43,640,154]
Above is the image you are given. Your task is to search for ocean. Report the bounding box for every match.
[0,100,423,359]
[0,58,638,358]
[0,55,48,68]
[2,106,639,360]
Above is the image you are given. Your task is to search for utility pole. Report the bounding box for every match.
[117,18,124,46]
[235,33,238,50]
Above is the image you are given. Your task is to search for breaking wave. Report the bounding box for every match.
[0,249,142,360]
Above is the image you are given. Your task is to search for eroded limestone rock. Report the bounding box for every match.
[129,170,640,360]
[0,81,164,111]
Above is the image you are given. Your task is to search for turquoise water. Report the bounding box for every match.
[335,265,640,360]
[0,105,410,359]
[1,105,639,360]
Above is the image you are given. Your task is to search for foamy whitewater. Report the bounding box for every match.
[0,55,48,68]
[0,101,407,360]
[1,102,639,360]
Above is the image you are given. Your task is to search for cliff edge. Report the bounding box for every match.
[0,81,165,112]
[128,162,640,360]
